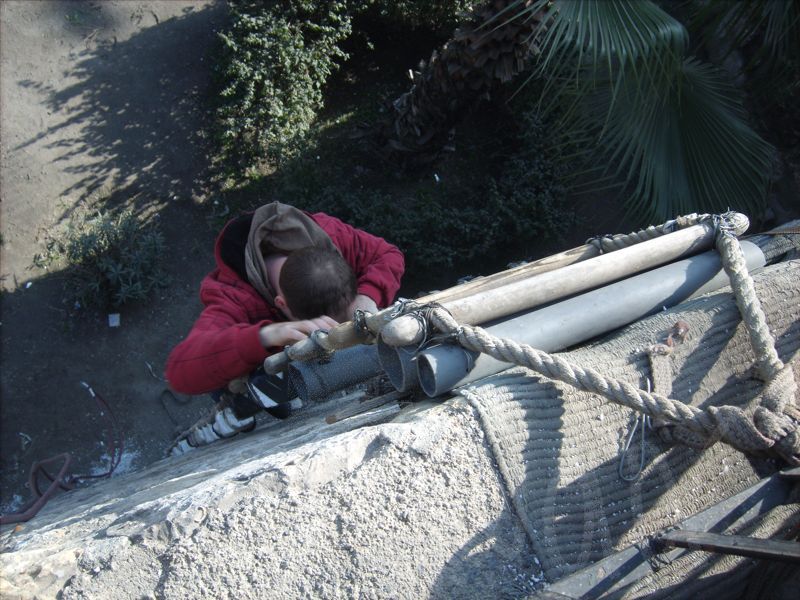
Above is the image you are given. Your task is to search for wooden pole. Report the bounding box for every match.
[265,215,746,372]
[382,221,720,346]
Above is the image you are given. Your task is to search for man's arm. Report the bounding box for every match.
[166,280,340,395]
[165,288,275,395]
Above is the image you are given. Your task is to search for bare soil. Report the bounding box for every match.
[1,0,227,514]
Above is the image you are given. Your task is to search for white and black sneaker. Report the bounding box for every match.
[168,370,301,456]
[168,394,257,456]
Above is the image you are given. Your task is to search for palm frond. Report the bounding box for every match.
[690,0,800,72]
[574,58,774,220]
[502,0,687,91]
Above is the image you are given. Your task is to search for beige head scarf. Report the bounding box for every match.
[244,202,337,304]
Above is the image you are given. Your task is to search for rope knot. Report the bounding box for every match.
[707,405,775,453]
[351,309,376,344]
[702,398,798,465]
[753,407,800,465]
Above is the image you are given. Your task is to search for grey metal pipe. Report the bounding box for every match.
[288,344,382,403]
[377,341,420,392]
[416,241,766,397]
[416,345,480,397]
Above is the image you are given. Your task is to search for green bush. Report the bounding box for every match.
[278,109,574,278]
[213,0,473,174]
[372,0,474,30]
[483,111,573,243]
[214,0,355,171]
[35,211,169,310]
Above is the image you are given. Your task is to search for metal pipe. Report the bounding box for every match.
[415,240,766,397]
[288,345,382,403]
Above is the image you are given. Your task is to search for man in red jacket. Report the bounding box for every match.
[166,202,404,453]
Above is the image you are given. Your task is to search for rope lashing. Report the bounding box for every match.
[587,213,711,254]
[418,214,799,465]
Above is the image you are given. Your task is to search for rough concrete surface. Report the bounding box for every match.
[1,400,541,599]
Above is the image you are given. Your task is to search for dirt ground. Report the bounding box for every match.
[0,0,229,515]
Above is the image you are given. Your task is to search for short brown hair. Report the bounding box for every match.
[279,247,356,321]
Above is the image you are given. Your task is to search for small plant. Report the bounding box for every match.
[213,0,355,171]
[212,0,473,175]
[35,211,169,310]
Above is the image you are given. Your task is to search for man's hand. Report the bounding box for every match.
[259,316,339,348]
[347,294,378,317]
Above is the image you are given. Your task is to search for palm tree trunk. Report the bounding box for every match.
[372,0,550,166]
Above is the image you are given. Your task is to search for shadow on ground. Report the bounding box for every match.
[14,1,227,217]
[0,2,228,515]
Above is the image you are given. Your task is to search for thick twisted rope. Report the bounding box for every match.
[428,308,718,437]
[587,213,710,253]
[423,216,799,464]
[430,305,798,463]
[716,223,784,382]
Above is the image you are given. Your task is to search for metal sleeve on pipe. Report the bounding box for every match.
[417,241,766,397]
[288,345,382,403]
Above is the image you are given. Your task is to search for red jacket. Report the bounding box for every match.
[166,211,404,394]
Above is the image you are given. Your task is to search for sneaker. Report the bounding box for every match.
[168,371,302,456]
[169,396,256,456]
[246,370,302,420]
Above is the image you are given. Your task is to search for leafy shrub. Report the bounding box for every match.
[214,0,355,171]
[213,0,474,173]
[372,0,474,30]
[278,108,574,279]
[35,211,169,310]
[483,111,573,244]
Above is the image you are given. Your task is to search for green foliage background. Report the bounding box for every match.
[211,0,799,288]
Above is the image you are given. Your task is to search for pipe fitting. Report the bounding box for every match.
[377,339,420,392]
[417,344,479,397]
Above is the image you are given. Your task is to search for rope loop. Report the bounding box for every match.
[390,298,423,318]
[287,329,334,363]
[585,213,713,254]
[352,309,372,338]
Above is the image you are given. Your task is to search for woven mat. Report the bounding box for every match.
[460,260,800,583]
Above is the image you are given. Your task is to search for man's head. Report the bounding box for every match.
[272,247,356,322]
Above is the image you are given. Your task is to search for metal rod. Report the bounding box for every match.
[655,530,800,564]
[779,466,800,481]
[325,390,408,424]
